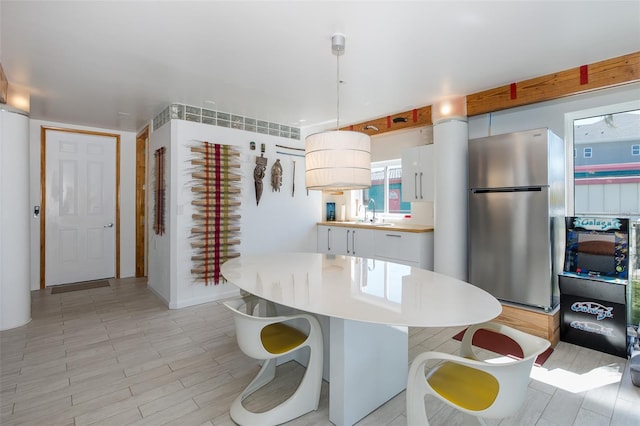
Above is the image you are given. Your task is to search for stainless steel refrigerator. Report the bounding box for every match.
[468,128,565,311]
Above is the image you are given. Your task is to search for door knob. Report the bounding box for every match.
[104,223,114,228]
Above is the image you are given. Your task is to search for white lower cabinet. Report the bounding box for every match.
[374,230,433,269]
[317,226,374,258]
[317,225,433,270]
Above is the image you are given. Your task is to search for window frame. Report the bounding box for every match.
[364,159,410,217]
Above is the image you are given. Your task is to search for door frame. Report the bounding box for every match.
[135,126,148,277]
[40,126,121,288]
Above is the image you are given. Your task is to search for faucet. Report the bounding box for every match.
[367,198,376,223]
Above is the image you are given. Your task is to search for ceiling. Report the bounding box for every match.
[1,1,639,133]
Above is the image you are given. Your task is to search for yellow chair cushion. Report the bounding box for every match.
[426,361,499,411]
[261,322,308,354]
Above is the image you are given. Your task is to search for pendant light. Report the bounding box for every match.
[305,33,371,191]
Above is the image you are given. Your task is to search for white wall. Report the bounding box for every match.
[28,119,137,290]
[148,119,321,309]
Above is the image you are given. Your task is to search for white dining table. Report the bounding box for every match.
[221,252,502,426]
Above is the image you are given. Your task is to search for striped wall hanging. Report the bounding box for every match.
[153,147,166,236]
[189,141,241,284]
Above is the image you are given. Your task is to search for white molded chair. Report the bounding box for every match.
[407,322,551,426]
[224,296,323,426]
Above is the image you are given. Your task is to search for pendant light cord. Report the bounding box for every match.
[336,52,340,131]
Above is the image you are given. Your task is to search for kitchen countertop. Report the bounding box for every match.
[317,221,434,233]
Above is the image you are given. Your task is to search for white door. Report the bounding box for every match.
[45,130,116,286]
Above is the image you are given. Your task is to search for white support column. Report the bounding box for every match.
[1,107,31,330]
[432,98,468,281]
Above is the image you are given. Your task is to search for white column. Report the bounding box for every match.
[432,98,468,281]
[1,106,31,330]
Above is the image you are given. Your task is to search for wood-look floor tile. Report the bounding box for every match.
[16,359,68,380]
[496,386,551,426]
[354,391,405,426]
[138,372,235,417]
[87,407,143,426]
[165,351,217,373]
[161,401,229,426]
[537,388,582,425]
[74,380,184,426]
[132,399,200,425]
[610,396,640,426]
[71,365,172,406]
[65,344,118,369]
[573,407,610,426]
[1,394,73,426]
[581,368,624,418]
[115,346,161,365]
[123,346,206,377]
[13,376,70,403]
[178,363,231,389]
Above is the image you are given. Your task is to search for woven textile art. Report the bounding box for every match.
[190,141,241,284]
[153,147,166,235]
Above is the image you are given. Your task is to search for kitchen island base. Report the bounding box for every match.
[328,317,408,426]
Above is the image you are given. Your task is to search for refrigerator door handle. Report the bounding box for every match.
[472,187,543,194]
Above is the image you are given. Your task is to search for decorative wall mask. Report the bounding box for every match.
[254,154,267,205]
[271,159,283,192]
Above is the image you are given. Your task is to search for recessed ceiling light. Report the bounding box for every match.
[204,100,216,105]
[117,112,130,116]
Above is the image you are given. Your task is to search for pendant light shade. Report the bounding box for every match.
[305,130,371,190]
[305,33,371,191]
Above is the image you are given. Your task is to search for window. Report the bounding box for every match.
[567,102,640,327]
[572,108,640,215]
[363,160,411,216]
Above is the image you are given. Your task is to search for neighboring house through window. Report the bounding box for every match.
[364,159,411,216]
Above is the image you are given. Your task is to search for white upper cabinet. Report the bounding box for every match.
[401,144,434,202]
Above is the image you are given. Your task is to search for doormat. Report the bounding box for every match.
[453,328,553,366]
[51,280,111,294]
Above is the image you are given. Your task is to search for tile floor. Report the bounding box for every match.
[1,277,638,425]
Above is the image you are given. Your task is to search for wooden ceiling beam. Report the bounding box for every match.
[342,51,639,136]
[339,105,432,135]
[466,51,640,116]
